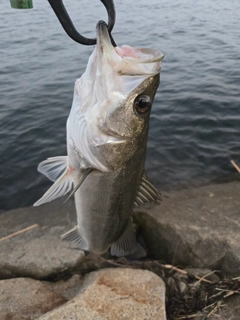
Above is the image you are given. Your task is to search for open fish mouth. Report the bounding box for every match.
[96,20,164,77]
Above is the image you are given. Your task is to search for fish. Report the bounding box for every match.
[34,20,164,258]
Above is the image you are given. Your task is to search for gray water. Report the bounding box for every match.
[1,0,240,211]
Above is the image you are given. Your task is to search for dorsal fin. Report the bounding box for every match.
[134,171,162,207]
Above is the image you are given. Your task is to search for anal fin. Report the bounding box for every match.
[110,219,146,258]
[61,226,87,250]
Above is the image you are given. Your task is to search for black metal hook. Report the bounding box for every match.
[47,0,116,46]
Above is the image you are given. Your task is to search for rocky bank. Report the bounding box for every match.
[0,181,240,319]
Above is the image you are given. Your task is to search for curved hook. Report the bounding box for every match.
[47,0,116,46]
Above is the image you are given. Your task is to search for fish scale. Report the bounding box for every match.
[74,152,144,254]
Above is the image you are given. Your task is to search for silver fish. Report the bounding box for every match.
[34,21,164,258]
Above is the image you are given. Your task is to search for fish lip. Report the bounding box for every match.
[96,20,110,43]
[96,20,115,51]
[96,20,108,32]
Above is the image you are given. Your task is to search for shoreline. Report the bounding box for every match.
[1,180,240,319]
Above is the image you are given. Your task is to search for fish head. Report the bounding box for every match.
[69,21,164,171]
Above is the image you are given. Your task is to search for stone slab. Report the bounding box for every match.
[0,277,67,320]
[134,181,240,277]
[38,268,166,320]
[0,199,85,280]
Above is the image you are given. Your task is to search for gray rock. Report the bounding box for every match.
[208,294,240,320]
[0,199,108,280]
[38,268,166,320]
[193,294,240,320]
[50,274,83,300]
[0,277,67,320]
[134,182,240,277]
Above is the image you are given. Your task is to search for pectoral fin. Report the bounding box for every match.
[134,171,162,207]
[34,155,92,206]
[37,156,68,182]
[61,226,87,250]
[110,219,146,258]
[33,168,73,206]
[61,168,93,206]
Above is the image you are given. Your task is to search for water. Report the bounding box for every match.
[1,0,240,211]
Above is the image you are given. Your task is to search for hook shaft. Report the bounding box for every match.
[47,0,116,46]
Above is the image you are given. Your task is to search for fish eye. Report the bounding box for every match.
[134,95,152,114]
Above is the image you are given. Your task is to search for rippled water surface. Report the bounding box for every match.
[1,0,240,210]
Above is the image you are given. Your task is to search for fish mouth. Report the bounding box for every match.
[96,20,164,77]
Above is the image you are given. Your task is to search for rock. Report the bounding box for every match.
[193,294,240,320]
[134,181,240,277]
[0,277,67,320]
[38,268,166,320]
[0,199,108,280]
[50,274,83,300]
[2,181,240,280]
[0,274,84,320]
[208,294,240,320]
